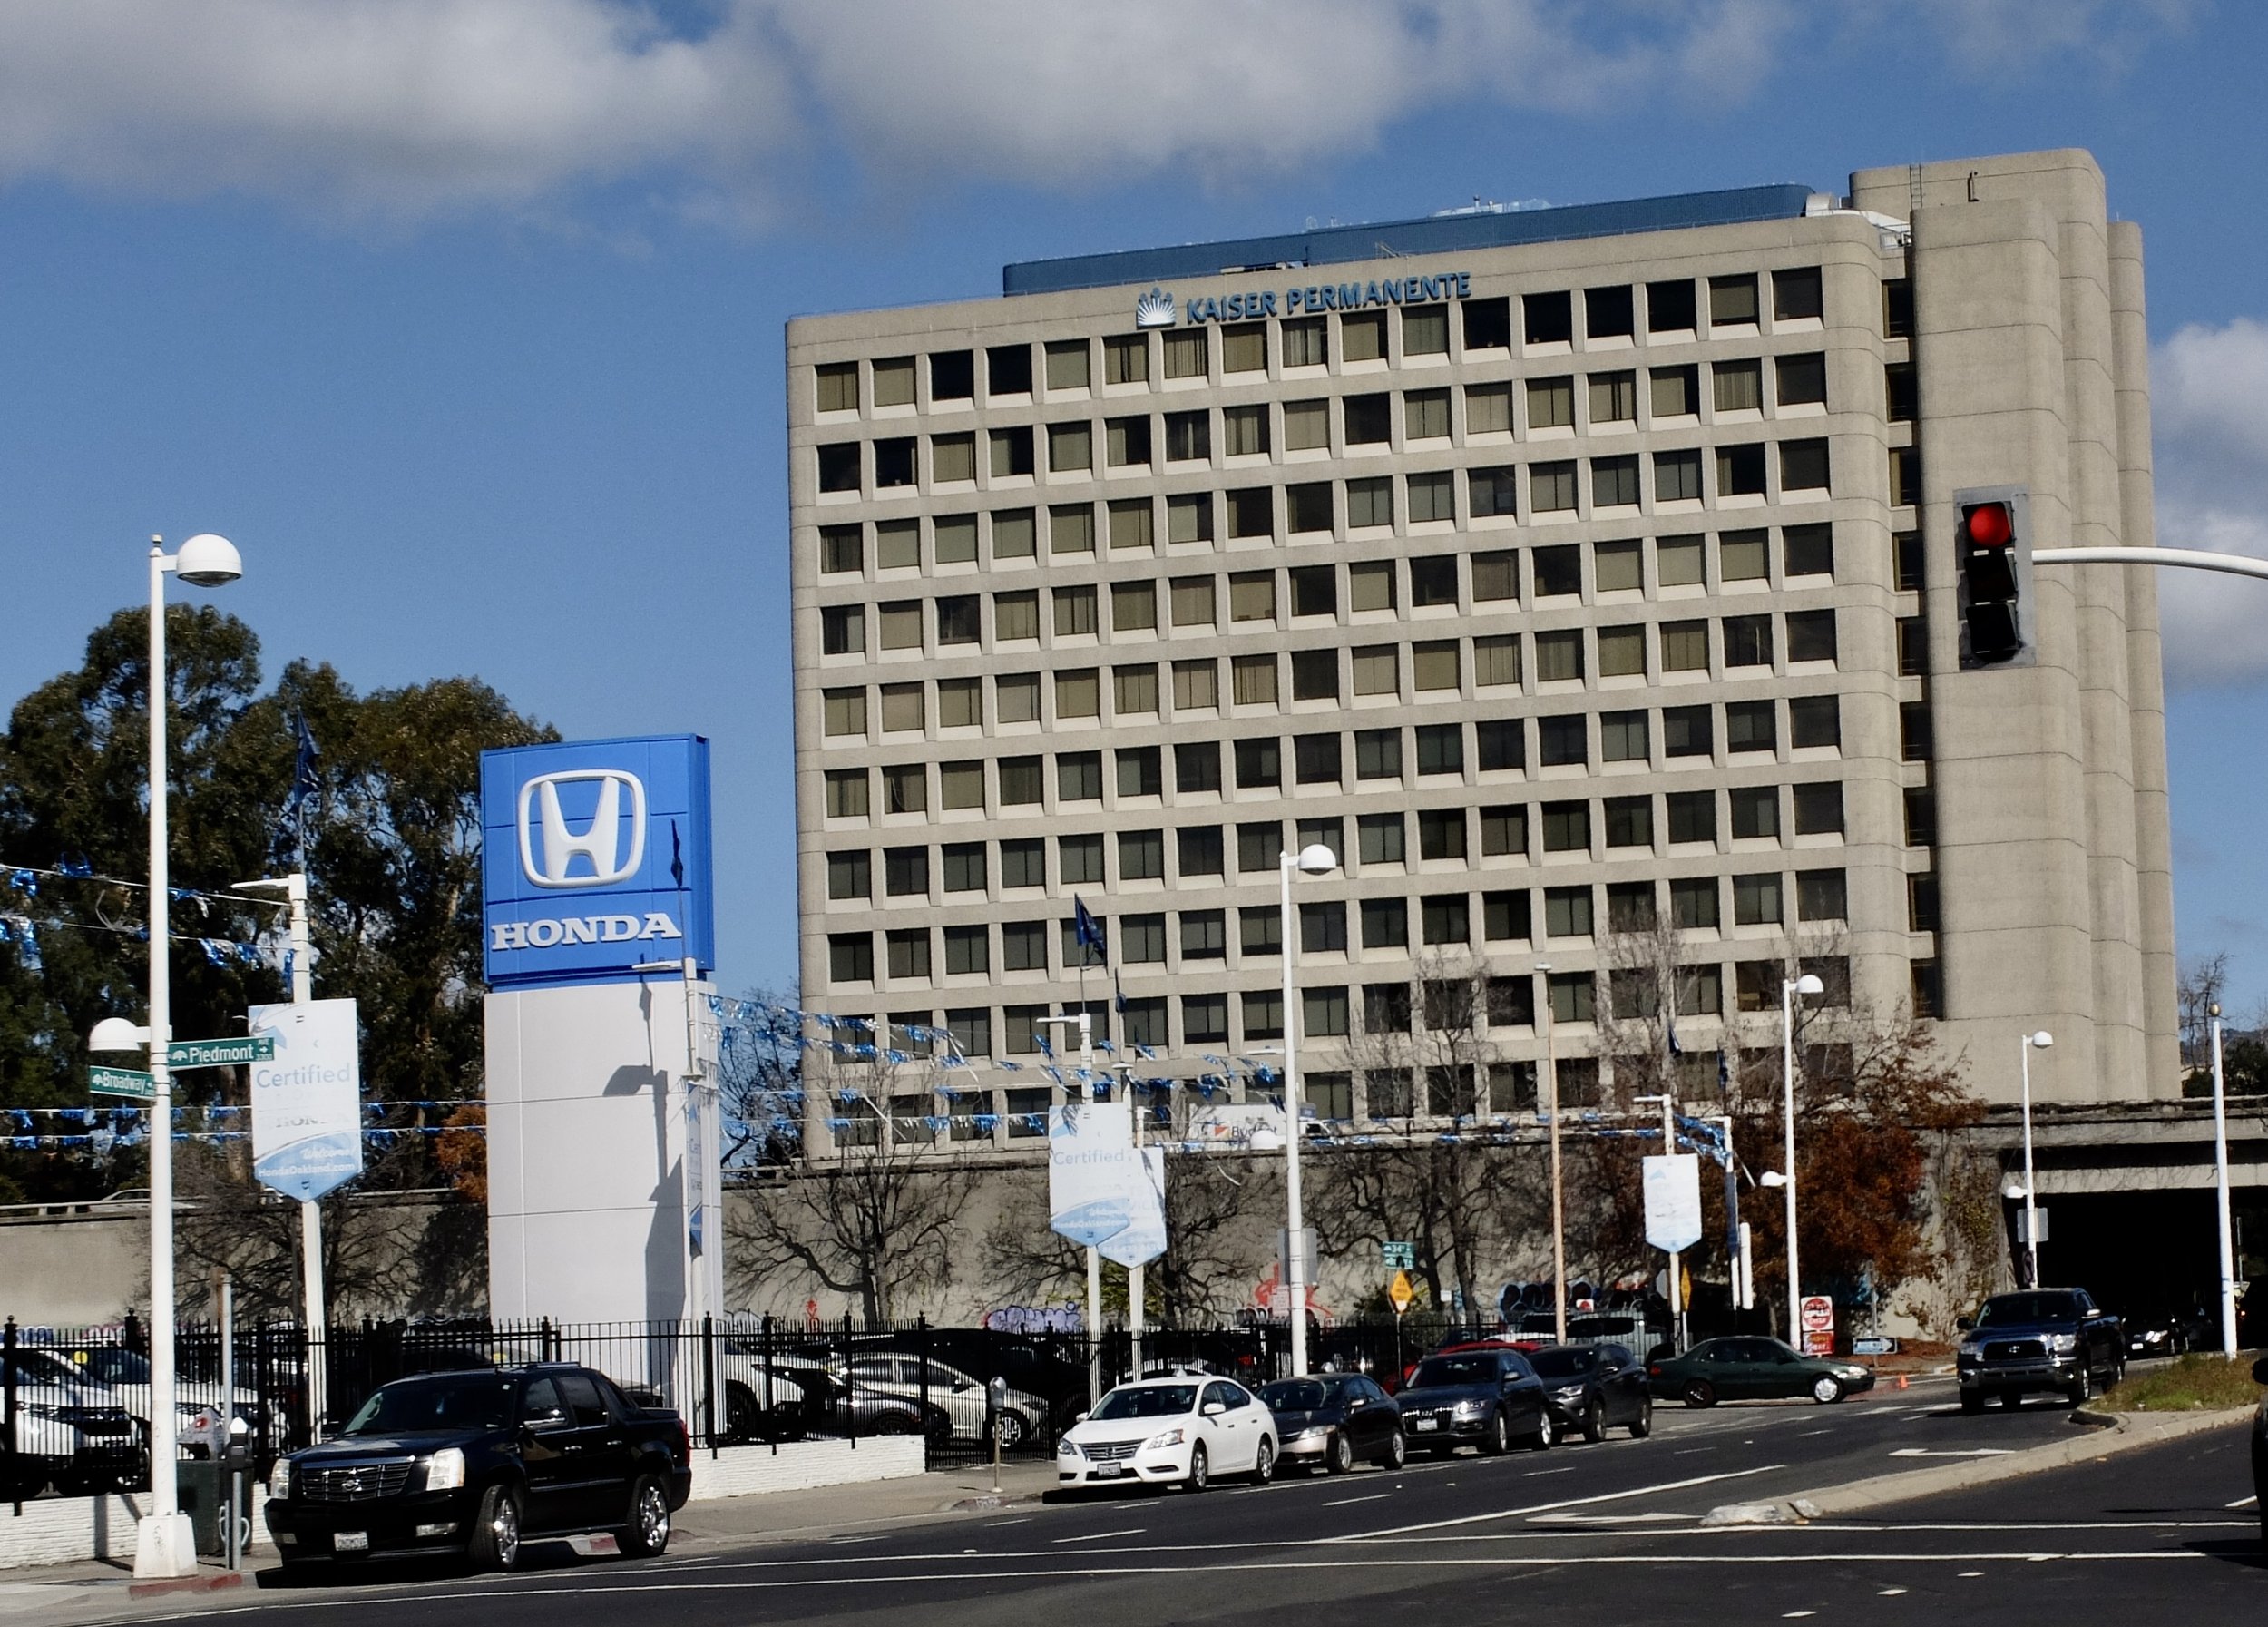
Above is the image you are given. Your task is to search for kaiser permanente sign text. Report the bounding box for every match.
[1168,269,1471,326]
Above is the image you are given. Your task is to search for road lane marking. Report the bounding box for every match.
[1889,1448,2013,1458]
[1052,1527,1147,1544]
[1324,1494,1391,1507]
[1341,1464,1789,1540]
[1530,1512,1695,1524]
[986,1517,1032,1526]
[1520,1466,1575,1477]
[1879,1588,1908,1596]
[2229,1495,2258,1509]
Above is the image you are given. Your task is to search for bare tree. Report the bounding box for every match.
[726,1054,971,1326]
[2179,952,2232,1083]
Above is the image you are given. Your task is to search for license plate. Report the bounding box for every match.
[1097,1462,1123,1478]
[1412,1418,1439,1432]
[334,1532,369,1553]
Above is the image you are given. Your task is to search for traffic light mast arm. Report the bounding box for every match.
[2033,545,2268,583]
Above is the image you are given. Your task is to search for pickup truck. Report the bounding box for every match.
[1955,1289,2124,1411]
[264,1362,689,1572]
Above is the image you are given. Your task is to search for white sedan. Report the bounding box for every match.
[1057,1376,1277,1492]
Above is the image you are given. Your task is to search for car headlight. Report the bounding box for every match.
[1835,1367,1867,1381]
[1286,1426,1326,1443]
[2141,1330,2167,1343]
[269,1457,292,1500]
[1143,1427,1186,1450]
[1452,1400,1484,1418]
[1958,1339,1984,1358]
[1057,1439,1083,1458]
[2047,1333,2078,1354]
[1554,1384,1588,1401]
[424,1447,465,1491]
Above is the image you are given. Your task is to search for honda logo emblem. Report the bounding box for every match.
[516,769,647,889]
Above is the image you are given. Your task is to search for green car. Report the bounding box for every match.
[1647,1337,1876,1407]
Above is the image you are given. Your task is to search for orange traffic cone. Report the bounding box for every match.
[1896,1374,1909,1390]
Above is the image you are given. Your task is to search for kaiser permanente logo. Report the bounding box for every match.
[1139,267,1472,328]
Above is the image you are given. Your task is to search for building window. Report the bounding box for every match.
[1726,700,1776,753]
[1596,624,1646,680]
[875,437,916,488]
[821,604,865,656]
[1172,994,1222,1046]
[1221,403,1269,458]
[1301,901,1349,954]
[995,674,1041,725]
[876,601,922,652]
[1887,362,1917,423]
[1110,580,1158,633]
[1241,904,1283,956]
[1041,338,1090,392]
[1116,743,1162,796]
[1116,914,1162,964]
[1417,808,1467,862]
[1414,723,1463,776]
[1231,653,1279,708]
[1910,958,1941,1017]
[1172,658,1218,711]
[1650,365,1697,417]
[1544,887,1592,939]
[1403,304,1449,355]
[1671,876,1720,929]
[1549,973,1595,1026]
[1464,297,1512,350]
[1162,328,1208,379]
[1422,895,1470,946]
[817,442,862,494]
[1237,990,1280,1042]
[1903,787,1936,847]
[1362,897,1409,949]
[1291,650,1341,704]
[1524,290,1573,345]
[1891,446,1921,507]
[939,842,987,894]
[1102,331,1149,385]
[883,766,924,814]
[823,687,866,737]
[826,849,870,900]
[1169,575,1217,629]
[1277,315,1327,368]
[1527,375,1574,429]
[1408,470,1455,524]
[1656,536,1704,591]
[1909,872,1941,933]
[1351,730,1402,784]
[815,360,858,414]
[1541,799,1589,853]
[827,933,873,985]
[1721,529,1769,582]
[1730,785,1779,840]
[1784,524,1833,578]
[933,433,976,483]
[1467,381,1513,437]
[1900,700,1931,761]
[1473,634,1520,689]
[1723,615,1773,668]
[1162,410,1210,465]
[1647,448,1698,503]
[1798,868,1848,922]
[1177,824,1225,876]
[1348,476,1394,529]
[1106,414,1153,467]
[824,768,869,819]
[1294,731,1343,783]
[998,756,1043,805]
[1777,353,1827,407]
[1781,438,1831,492]
[1659,621,1708,673]
[1586,283,1635,338]
[1708,274,1759,328]
[1600,711,1648,762]
[1792,694,1842,750]
[1054,669,1100,720]
[1235,737,1281,788]
[1601,795,1651,851]
[1409,641,1458,692]
[818,524,862,575]
[1224,487,1271,539]
[1716,443,1767,496]
[1279,480,1332,534]
[1220,321,1266,374]
[1589,369,1637,424]
[1343,392,1391,446]
[1058,750,1102,801]
[1592,456,1640,508]
[1662,704,1712,759]
[1774,266,1823,320]
[1606,879,1655,933]
[1733,872,1783,926]
[943,925,989,976]
[1305,987,1351,1039]
[1405,388,1451,440]
[1792,781,1844,838]
[1484,891,1531,944]
[1474,718,1521,772]
[1347,646,1396,698]
[1713,358,1763,415]
[939,758,984,806]
[1647,278,1696,332]
[1787,608,1838,665]
[1667,789,1717,845]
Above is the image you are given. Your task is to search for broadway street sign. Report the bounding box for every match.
[89,1064,155,1100]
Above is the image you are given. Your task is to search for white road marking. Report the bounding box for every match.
[1341,1464,1789,1540]
[1530,1512,1696,1525]
[1879,1586,1909,1596]
[1324,1494,1391,1508]
[1784,1612,1817,1619]
[1052,1527,1147,1544]
[986,1517,1031,1526]
[2228,1495,2258,1509]
[1890,1447,2013,1459]
[1959,1570,1984,1577]
[1520,1466,1575,1478]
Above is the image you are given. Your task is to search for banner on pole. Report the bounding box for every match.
[1050,1102,1167,1265]
[248,998,364,1202]
[1642,1152,1704,1254]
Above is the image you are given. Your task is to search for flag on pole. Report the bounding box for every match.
[1073,896,1105,965]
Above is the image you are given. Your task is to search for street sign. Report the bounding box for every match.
[89,1064,154,1101]
[1853,1336,1900,1357]
[1387,1269,1415,1314]
[1801,1294,1835,1356]
[1382,1240,1415,1270]
[168,1035,275,1070]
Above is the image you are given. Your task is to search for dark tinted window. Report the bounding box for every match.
[1527,1347,1600,1379]
[340,1375,518,1435]
[1978,1292,2084,1326]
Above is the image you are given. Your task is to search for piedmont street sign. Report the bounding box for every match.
[89,1064,155,1100]
[169,1036,275,1070]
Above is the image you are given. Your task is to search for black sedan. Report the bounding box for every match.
[1256,1374,1405,1474]
[266,1364,690,1572]
[1393,1348,1555,1454]
[1529,1343,1652,1441]
[1647,1338,1876,1407]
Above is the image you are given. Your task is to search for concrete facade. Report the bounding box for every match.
[782,148,2175,1140]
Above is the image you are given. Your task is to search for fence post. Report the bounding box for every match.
[701,1313,718,1459]
[762,1314,776,1458]
[917,1315,931,1472]
[541,1317,556,1363]
[5,1318,18,1513]
[843,1313,855,1450]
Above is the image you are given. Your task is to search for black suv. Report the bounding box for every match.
[1956,1289,2124,1409]
[1393,1348,1554,1454]
[265,1364,690,1572]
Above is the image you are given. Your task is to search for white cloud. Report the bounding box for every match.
[2151,319,2268,689]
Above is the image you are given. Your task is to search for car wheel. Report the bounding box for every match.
[1530,1408,1556,1452]
[2067,1367,2091,1407]
[1960,1390,1985,1415]
[1481,1410,1510,1455]
[1811,1375,1843,1405]
[620,1474,671,1558]
[996,1410,1029,1451]
[1580,1398,1606,1444]
[1376,1429,1407,1470]
[724,1383,758,1443]
[1250,1438,1276,1485]
[1628,1397,1653,1440]
[468,1484,523,1573]
[1682,1380,1716,1409]
[1325,1431,1354,1475]
[1184,1444,1209,1493]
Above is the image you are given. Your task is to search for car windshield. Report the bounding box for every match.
[69,1349,151,1385]
[1978,1293,2081,1327]
[1410,1356,1497,1388]
[1258,1380,1334,1411]
[1090,1385,1195,1421]
[341,1375,518,1435]
[1527,1348,1598,1380]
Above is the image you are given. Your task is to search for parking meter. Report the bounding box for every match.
[221,1417,254,1569]
[987,1377,1009,1491]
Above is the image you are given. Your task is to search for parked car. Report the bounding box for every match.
[2120,1301,2214,1361]
[712,1346,936,1442]
[263,1363,690,1572]
[0,1349,143,1498]
[839,1353,1048,1446]
[1256,1374,1404,1473]
[1394,1348,1554,1454]
[1056,1376,1277,1492]
[1647,1338,1875,1406]
[1955,1289,2124,1410]
[7,1344,236,1458]
[1529,1342,1653,1440]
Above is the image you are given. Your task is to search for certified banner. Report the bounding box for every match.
[1098,1147,1167,1269]
[1048,1101,1141,1249]
[248,998,364,1202]
[1641,1152,1704,1255]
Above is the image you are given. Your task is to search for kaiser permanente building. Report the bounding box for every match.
[786,148,2177,1145]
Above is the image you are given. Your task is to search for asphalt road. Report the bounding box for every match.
[90,1376,2268,1627]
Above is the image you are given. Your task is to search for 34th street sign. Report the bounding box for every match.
[168,1036,275,1070]
[89,1064,155,1101]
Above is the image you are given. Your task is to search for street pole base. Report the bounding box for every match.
[133,1513,199,1579]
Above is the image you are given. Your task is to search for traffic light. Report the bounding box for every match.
[1953,484,2033,670]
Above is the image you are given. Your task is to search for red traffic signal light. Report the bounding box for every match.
[1963,502,2013,547]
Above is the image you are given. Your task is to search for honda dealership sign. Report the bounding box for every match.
[480,736,714,989]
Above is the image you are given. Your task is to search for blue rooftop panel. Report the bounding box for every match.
[1003,184,1818,297]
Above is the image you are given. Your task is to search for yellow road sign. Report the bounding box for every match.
[1387,1269,1414,1314]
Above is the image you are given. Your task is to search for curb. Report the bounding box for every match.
[1755,1406,2253,1519]
[125,1572,245,1601]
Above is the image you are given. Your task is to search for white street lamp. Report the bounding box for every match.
[1780,972,1823,1348]
[120,533,241,1579]
[2019,1031,2053,1289]
[1278,842,1335,1377]
[2208,1004,2238,1355]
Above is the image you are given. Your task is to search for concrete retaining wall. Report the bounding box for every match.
[0,1487,269,1572]
[686,1436,925,1502]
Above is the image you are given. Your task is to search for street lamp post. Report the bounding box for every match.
[132,533,243,1578]
[1278,843,1336,1378]
[1537,962,1564,1347]
[1038,1011,1100,1402]
[2019,1031,2053,1289]
[1779,972,1823,1347]
[2209,1004,2238,1355]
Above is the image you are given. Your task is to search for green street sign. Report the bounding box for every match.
[1382,1240,1415,1270]
[167,1035,275,1070]
[90,1064,155,1100]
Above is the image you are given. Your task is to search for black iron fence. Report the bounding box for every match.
[5,1309,1668,1501]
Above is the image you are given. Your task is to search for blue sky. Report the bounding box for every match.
[2,1,2264,1013]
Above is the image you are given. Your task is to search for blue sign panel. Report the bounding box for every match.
[480,735,714,990]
